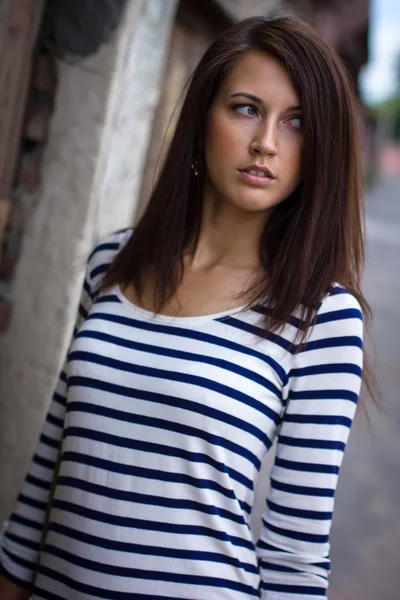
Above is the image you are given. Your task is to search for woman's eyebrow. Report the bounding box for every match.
[229,92,302,112]
[230,92,263,104]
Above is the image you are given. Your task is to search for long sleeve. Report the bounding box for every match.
[256,287,363,599]
[0,260,94,589]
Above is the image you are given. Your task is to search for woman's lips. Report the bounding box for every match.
[238,169,277,186]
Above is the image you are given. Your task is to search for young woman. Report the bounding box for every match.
[0,15,371,600]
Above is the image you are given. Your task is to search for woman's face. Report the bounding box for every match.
[204,50,304,216]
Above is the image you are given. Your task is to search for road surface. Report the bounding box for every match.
[329,175,400,600]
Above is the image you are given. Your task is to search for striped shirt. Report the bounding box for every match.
[0,229,363,599]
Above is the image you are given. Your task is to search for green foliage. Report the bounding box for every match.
[368,95,400,141]
[365,169,379,189]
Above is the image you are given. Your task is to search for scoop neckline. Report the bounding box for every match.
[114,285,249,326]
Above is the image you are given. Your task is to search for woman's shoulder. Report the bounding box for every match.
[87,228,133,290]
[318,283,363,318]
[307,283,364,345]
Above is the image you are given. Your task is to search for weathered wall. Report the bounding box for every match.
[217,0,282,20]
[0,0,178,521]
[218,0,282,21]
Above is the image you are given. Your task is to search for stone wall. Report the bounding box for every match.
[217,0,282,19]
[0,0,178,521]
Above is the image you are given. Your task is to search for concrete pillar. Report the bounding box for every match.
[0,0,178,521]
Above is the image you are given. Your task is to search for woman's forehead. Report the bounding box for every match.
[219,51,301,108]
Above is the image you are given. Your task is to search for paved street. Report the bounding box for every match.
[328,175,400,600]
[250,175,400,600]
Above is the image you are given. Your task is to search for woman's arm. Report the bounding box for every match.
[0,256,94,593]
[256,287,364,599]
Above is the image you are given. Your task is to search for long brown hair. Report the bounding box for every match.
[103,16,378,407]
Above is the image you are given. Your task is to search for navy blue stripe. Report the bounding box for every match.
[46,521,259,574]
[86,311,287,383]
[312,560,331,570]
[65,399,261,469]
[57,470,240,514]
[67,372,272,448]
[51,499,255,550]
[95,293,121,304]
[257,539,330,572]
[17,493,47,512]
[34,587,183,600]
[301,335,362,352]
[68,350,280,425]
[289,388,359,403]
[39,433,59,450]
[257,539,293,553]
[33,454,57,470]
[314,308,362,325]
[62,426,252,489]
[25,473,51,491]
[9,512,43,531]
[78,304,88,321]
[274,456,339,475]
[259,560,304,574]
[90,263,110,279]
[261,581,326,595]
[329,286,347,296]
[4,531,39,552]
[289,362,362,378]
[52,392,66,407]
[76,328,282,399]
[263,520,329,544]
[279,435,345,451]
[57,466,247,526]
[88,240,121,261]
[2,547,36,571]
[271,478,335,497]
[219,316,293,352]
[266,499,332,520]
[61,452,244,521]
[252,306,361,330]
[32,589,64,600]
[283,414,352,427]
[46,412,64,429]
[37,561,259,597]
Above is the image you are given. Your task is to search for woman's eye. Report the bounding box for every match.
[289,116,303,130]
[234,104,259,118]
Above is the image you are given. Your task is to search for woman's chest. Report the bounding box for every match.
[123,265,259,318]
[66,311,285,459]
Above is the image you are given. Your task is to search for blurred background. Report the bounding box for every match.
[0,1,399,598]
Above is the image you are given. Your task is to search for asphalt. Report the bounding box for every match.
[328,175,400,600]
[250,175,400,599]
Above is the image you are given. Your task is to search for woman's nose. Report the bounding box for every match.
[250,120,278,156]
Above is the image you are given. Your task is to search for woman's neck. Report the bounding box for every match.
[185,192,269,272]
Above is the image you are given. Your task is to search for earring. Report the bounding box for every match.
[191,160,199,177]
